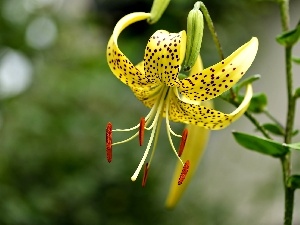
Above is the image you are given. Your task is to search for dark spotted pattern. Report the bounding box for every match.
[167,93,234,130]
[107,37,152,87]
[107,15,258,129]
[144,30,185,87]
[178,38,258,102]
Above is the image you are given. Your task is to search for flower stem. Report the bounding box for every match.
[244,111,272,139]
[278,0,295,224]
[199,2,224,60]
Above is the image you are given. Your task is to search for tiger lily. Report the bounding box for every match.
[106,12,258,186]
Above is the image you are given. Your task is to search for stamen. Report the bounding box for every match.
[178,160,190,185]
[178,129,188,157]
[142,163,149,187]
[131,87,169,182]
[131,111,160,182]
[165,96,184,165]
[139,117,145,146]
[112,132,138,146]
[106,122,113,163]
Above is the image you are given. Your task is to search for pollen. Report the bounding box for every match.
[139,117,145,146]
[178,129,188,157]
[106,122,113,163]
[178,160,190,185]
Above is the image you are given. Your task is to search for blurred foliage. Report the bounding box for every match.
[0,0,278,224]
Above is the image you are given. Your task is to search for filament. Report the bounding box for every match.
[165,96,184,165]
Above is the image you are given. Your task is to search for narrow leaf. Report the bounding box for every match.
[276,21,300,47]
[292,57,300,64]
[262,123,285,136]
[234,93,267,113]
[292,129,299,136]
[232,131,289,157]
[287,175,300,189]
[237,92,267,113]
[294,87,300,98]
[285,142,300,151]
[234,74,261,94]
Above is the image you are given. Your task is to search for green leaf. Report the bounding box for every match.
[295,87,300,98]
[234,74,261,94]
[287,175,300,189]
[261,123,285,136]
[292,57,300,64]
[292,129,299,136]
[221,75,261,101]
[276,21,300,47]
[238,92,267,113]
[232,131,289,157]
[285,142,300,151]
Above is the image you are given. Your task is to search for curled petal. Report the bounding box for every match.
[144,30,186,87]
[107,13,152,88]
[169,84,253,130]
[179,37,258,101]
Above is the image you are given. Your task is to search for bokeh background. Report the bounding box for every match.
[0,0,300,224]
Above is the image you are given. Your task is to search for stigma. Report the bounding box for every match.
[105,87,190,186]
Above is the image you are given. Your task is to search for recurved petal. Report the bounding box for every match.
[144,30,186,87]
[178,37,258,101]
[165,103,211,208]
[107,13,153,88]
[169,84,253,130]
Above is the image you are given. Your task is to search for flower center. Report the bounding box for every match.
[105,86,190,186]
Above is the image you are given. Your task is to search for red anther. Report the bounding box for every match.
[142,163,149,187]
[139,117,145,146]
[178,160,190,185]
[178,129,188,157]
[106,122,112,163]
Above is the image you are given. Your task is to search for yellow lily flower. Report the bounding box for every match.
[105,12,258,186]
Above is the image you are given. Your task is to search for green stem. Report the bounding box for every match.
[279,0,290,32]
[279,1,295,225]
[244,111,272,139]
[281,155,295,225]
[199,2,224,60]
[284,46,294,144]
[198,2,238,99]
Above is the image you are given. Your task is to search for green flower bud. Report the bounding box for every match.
[183,2,204,72]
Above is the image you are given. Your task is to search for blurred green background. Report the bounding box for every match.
[0,0,300,224]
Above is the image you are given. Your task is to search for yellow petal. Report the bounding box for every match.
[128,61,163,108]
[107,13,152,88]
[168,84,253,130]
[179,37,258,101]
[130,85,163,108]
[165,103,211,209]
[144,30,186,87]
